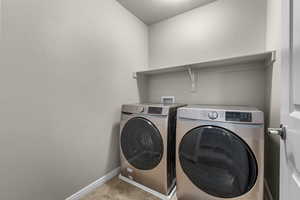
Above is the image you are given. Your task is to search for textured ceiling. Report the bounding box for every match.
[117,0,217,25]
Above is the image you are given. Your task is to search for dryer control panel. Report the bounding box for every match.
[178,105,264,124]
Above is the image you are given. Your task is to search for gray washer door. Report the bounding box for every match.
[179,126,258,198]
[121,117,164,170]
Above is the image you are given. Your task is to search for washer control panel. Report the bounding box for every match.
[177,106,263,124]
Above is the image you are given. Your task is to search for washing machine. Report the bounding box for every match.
[176,105,264,200]
[119,103,186,196]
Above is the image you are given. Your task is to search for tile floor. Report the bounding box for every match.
[81,177,177,200]
[81,176,268,200]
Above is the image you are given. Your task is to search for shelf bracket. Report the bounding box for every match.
[266,51,276,66]
[132,72,137,79]
[187,67,196,92]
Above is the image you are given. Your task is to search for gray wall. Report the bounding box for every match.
[265,0,281,199]
[149,0,267,68]
[146,0,269,109]
[147,63,267,110]
[0,0,148,200]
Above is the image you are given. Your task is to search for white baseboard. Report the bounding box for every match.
[264,178,274,200]
[65,167,120,200]
[119,174,176,200]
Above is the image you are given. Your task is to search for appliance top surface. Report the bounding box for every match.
[123,103,187,108]
[181,105,261,112]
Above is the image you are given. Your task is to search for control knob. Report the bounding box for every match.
[208,111,218,120]
[138,107,145,113]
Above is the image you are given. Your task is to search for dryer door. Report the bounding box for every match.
[179,126,257,198]
[121,117,163,170]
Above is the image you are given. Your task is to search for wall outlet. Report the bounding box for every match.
[161,96,175,104]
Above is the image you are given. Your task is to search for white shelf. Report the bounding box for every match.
[135,51,276,77]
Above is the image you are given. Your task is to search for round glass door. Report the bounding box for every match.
[121,117,163,170]
[179,126,257,198]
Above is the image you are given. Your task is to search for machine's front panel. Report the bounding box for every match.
[119,112,170,195]
[119,104,185,195]
[176,117,264,200]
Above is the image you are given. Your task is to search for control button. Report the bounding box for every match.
[208,111,218,120]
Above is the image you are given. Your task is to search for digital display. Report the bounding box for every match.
[226,112,252,122]
[148,107,163,114]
